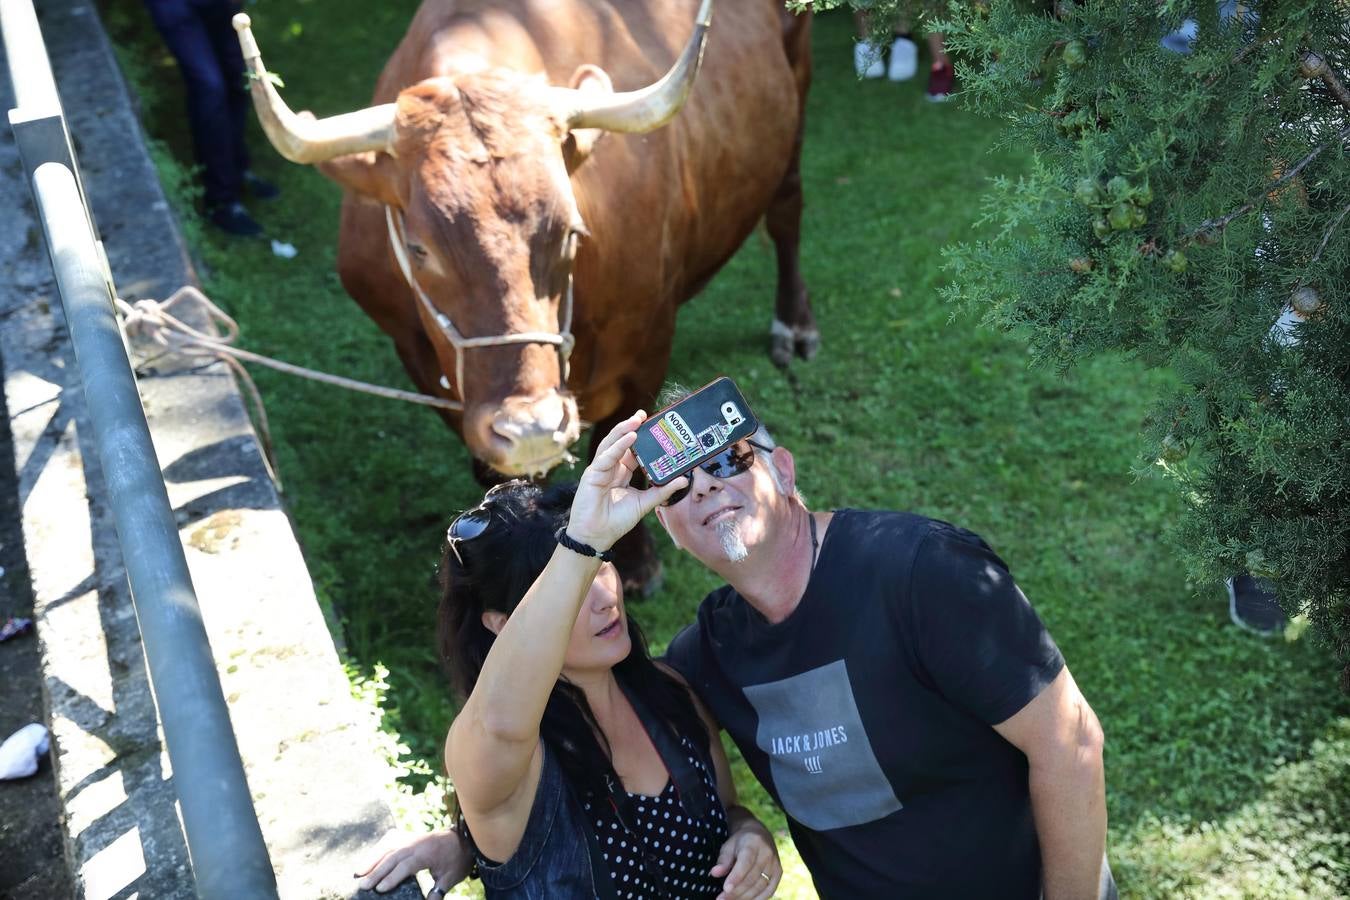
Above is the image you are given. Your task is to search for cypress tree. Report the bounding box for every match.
[812,0,1350,687]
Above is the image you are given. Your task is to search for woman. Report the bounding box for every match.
[358,413,781,899]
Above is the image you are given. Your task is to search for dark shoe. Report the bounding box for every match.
[925,62,955,102]
[208,202,263,237]
[1227,574,1287,637]
[242,171,280,200]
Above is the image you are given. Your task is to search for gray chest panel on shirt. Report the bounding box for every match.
[743,659,902,830]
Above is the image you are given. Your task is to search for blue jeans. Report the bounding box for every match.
[143,0,250,207]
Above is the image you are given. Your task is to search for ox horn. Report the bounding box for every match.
[232,14,397,164]
[556,0,713,133]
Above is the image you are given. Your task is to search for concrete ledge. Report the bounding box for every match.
[0,1,422,897]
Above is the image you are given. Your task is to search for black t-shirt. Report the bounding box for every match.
[664,510,1065,900]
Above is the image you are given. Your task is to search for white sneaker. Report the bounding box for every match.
[887,37,918,81]
[854,41,885,79]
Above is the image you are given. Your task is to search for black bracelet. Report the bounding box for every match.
[555,526,614,562]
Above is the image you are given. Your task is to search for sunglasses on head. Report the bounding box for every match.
[660,439,772,507]
[446,481,518,567]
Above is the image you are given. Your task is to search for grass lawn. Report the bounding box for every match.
[98,3,1350,896]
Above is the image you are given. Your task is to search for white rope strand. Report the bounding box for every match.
[114,285,472,485]
[116,286,464,411]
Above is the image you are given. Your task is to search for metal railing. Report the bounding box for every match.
[2,0,278,896]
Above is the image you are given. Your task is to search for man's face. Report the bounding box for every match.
[656,443,794,567]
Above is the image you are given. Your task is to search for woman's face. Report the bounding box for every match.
[560,562,631,674]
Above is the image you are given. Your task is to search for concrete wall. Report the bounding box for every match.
[0,1,422,896]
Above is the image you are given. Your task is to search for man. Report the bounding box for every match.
[359,391,1113,898]
[143,0,277,236]
[651,389,1111,899]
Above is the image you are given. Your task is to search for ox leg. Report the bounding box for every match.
[769,12,819,367]
[589,407,663,598]
[765,140,819,366]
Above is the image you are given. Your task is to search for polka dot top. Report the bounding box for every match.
[582,737,729,898]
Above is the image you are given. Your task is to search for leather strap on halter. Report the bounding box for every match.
[384,206,576,410]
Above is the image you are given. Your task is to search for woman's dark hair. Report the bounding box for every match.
[437,481,707,800]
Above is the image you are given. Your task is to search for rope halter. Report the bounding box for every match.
[384,206,576,411]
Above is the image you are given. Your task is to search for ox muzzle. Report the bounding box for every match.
[388,208,581,476]
[465,391,581,478]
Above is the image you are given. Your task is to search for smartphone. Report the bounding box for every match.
[632,377,759,486]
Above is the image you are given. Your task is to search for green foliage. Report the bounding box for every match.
[1114,718,1350,898]
[927,0,1350,686]
[348,662,454,831]
[102,3,1350,895]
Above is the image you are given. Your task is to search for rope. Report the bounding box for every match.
[114,285,466,487]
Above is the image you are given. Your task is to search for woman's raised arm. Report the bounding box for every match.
[445,412,687,852]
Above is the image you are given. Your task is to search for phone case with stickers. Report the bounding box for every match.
[632,378,759,486]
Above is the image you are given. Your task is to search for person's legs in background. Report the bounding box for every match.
[143,0,262,235]
[853,7,918,82]
[925,33,955,102]
[197,0,278,201]
[1227,574,1288,637]
[888,30,918,82]
[853,10,886,79]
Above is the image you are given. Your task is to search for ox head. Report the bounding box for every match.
[232,3,712,477]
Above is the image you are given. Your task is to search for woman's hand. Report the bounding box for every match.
[355,829,470,895]
[566,411,688,551]
[710,812,781,900]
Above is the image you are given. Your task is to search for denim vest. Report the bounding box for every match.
[471,684,716,899]
[474,743,601,899]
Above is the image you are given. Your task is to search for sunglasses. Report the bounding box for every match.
[446,482,518,567]
[660,440,772,507]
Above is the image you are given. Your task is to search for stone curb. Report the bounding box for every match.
[0,1,423,897]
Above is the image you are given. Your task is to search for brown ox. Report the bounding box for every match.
[233,0,815,589]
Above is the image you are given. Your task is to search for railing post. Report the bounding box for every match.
[1,0,92,216]
[30,161,280,900]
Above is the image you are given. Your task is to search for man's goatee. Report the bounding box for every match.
[717,519,748,563]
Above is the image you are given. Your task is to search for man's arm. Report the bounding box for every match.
[993,665,1106,900]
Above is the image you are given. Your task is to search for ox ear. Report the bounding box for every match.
[562,64,613,171]
[315,150,403,206]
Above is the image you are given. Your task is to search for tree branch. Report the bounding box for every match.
[1202,32,1274,89]
[1182,126,1350,243]
[1300,52,1350,113]
[1309,202,1350,270]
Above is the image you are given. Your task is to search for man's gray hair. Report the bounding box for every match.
[654,382,803,502]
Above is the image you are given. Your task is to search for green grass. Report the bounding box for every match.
[99,3,1350,896]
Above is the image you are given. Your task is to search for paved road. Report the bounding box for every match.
[0,359,71,899]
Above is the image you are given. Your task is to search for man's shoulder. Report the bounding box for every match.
[696,581,741,614]
[667,584,738,651]
[842,508,991,550]
[829,508,957,562]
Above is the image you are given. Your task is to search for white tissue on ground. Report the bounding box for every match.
[0,723,50,780]
[270,240,298,259]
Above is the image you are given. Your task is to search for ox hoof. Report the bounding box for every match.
[795,328,821,361]
[770,319,795,368]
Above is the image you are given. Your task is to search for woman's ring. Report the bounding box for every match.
[429,888,447,898]
[760,871,771,883]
